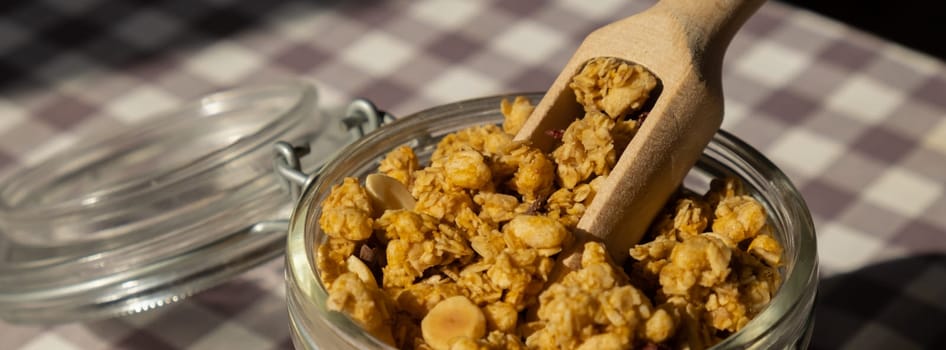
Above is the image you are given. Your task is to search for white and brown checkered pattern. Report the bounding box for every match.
[1,0,944,349]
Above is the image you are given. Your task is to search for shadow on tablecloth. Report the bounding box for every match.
[0,0,382,95]
[812,254,946,349]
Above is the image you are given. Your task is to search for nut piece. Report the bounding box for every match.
[346,255,377,288]
[366,173,416,214]
[503,215,569,249]
[421,295,487,350]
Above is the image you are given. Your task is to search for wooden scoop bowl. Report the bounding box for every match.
[515,0,765,266]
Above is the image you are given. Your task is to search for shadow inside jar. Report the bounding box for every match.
[811,253,946,349]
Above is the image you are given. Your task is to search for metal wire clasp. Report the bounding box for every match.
[273,98,394,201]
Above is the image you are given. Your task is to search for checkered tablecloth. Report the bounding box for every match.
[1,0,944,349]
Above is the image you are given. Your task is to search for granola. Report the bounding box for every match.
[628,178,783,347]
[314,57,783,349]
[380,145,420,187]
[570,57,658,118]
[501,95,534,136]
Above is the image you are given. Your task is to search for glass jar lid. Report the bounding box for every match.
[0,81,386,323]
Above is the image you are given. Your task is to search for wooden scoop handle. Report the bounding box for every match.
[647,0,765,81]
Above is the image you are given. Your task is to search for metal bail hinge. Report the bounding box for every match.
[273,98,394,201]
[341,98,395,139]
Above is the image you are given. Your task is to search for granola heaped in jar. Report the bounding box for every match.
[313,57,783,349]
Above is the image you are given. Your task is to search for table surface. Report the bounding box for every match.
[1,0,944,349]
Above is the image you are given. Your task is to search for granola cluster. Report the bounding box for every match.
[626,177,782,349]
[314,58,782,349]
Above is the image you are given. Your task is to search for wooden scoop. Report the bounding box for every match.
[515,0,765,265]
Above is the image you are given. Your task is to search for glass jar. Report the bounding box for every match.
[284,93,819,349]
